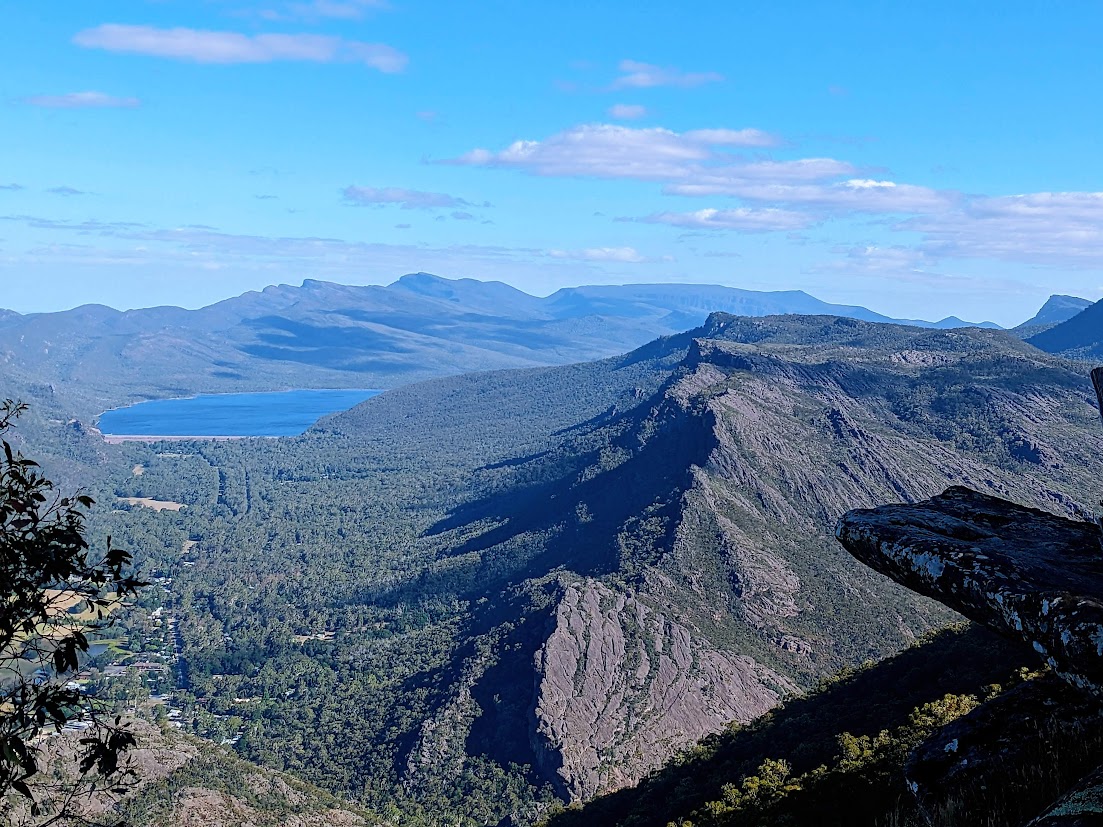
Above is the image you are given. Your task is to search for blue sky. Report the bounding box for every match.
[3,1,1102,325]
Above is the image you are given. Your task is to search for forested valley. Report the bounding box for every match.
[7,308,1103,825]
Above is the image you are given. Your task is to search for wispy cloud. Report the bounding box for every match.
[342,185,484,210]
[665,177,954,213]
[608,103,647,120]
[453,123,959,227]
[548,246,650,263]
[612,59,723,89]
[0,214,579,283]
[681,128,778,147]
[23,91,141,109]
[808,244,1028,294]
[73,24,408,72]
[46,186,87,197]
[450,123,781,179]
[904,191,1103,267]
[633,207,813,233]
[273,0,389,21]
[0,184,24,191]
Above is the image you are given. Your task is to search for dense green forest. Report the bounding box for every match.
[8,312,1103,825]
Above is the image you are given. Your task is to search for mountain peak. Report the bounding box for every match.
[1018,294,1093,329]
[1028,297,1103,357]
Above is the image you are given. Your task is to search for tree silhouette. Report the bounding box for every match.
[1,400,145,824]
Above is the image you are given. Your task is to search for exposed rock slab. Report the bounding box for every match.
[531,579,792,800]
[837,486,1103,694]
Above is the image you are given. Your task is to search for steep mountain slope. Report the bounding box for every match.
[1029,297,1103,358]
[0,275,1001,419]
[78,314,1103,825]
[1015,294,1092,334]
[388,315,1102,804]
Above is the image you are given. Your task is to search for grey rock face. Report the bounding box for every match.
[531,579,791,800]
[837,486,1103,695]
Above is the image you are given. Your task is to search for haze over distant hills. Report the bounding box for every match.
[0,274,1016,416]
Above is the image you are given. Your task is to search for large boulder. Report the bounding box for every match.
[836,486,1103,695]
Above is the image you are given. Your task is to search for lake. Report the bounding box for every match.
[98,389,382,437]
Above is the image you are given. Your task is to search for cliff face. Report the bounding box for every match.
[838,487,1103,694]
[531,579,792,799]
[403,316,1103,807]
[836,478,1103,822]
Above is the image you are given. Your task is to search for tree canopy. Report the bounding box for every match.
[1,400,144,823]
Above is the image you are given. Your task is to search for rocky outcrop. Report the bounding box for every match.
[1030,767,1103,825]
[531,579,793,800]
[19,720,369,827]
[837,486,1103,694]
[905,674,1103,826]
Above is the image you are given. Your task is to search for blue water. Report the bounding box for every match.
[98,389,381,437]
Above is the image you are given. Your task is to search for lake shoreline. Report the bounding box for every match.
[97,388,383,439]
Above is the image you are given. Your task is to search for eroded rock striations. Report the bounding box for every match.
[837,486,1103,695]
[531,579,793,799]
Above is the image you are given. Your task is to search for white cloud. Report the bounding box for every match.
[73,24,407,72]
[612,59,723,89]
[634,207,813,233]
[608,103,647,120]
[23,91,140,109]
[682,128,778,147]
[904,191,1103,267]
[449,123,782,179]
[342,185,479,210]
[548,246,648,263]
[668,178,953,213]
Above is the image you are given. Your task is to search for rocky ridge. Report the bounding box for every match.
[403,316,1103,807]
[838,486,1103,694]
[834,365,1103,825]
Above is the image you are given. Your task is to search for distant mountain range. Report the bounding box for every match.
[6,291,1102,824]
[0,274,1049,416]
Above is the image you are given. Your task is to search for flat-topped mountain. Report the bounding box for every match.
[0,275,1005,418]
